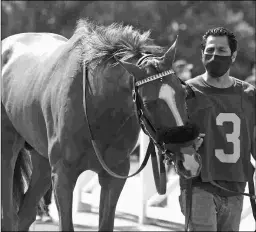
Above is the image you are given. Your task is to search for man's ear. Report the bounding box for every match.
[231,51,237,63]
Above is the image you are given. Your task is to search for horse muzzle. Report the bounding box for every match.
[174,151,202,179]
[162,134,204,179]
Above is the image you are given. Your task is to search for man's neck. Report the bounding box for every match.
[202,71,234,88]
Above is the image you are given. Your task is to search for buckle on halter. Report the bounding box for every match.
[162,144,175,166]
[132,89,136,102]
[163,152,174,166]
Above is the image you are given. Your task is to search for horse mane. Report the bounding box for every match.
[73,18,165,69]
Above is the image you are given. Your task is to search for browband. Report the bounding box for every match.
[135,69,175,87]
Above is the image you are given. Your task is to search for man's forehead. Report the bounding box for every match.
[205,35,229,48]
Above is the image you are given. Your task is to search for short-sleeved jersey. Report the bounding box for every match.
[181,75,256,195]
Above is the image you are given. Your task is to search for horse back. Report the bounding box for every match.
[2,32,67,72]
[1,33,71,155]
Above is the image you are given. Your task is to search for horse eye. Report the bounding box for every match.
[143,100,156,109]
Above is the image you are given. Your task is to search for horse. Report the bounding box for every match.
[1,19,200,231]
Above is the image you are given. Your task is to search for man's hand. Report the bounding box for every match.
[179,133,205,155]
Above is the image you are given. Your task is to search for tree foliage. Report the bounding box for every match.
[2,1,255,79]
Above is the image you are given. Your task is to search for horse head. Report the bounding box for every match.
[118,37,202,179]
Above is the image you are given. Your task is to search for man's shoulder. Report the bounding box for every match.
[185,76,212,111]
[186,75,203,86]
[235,77,256,97]
[185,75,206,95]
[234,78,255,114]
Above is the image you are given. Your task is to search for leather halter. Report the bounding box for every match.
[118,54,202,178]
[132,55,197,162]
[131,54,184,157]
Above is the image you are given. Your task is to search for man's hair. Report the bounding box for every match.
[201,27,237,54]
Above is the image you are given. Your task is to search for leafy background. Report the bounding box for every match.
[2,1,255,79]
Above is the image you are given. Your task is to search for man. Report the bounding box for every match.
[173,59,194,82]
[179,27,256,231]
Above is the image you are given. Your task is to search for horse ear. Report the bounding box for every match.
[161,35,178,66]
[118,60,146,77]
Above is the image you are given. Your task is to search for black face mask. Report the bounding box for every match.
[202,54,232,78]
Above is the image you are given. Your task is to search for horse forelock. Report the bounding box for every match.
[73,18,164,70]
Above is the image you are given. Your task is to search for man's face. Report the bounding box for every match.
[202,35,237,64]
[201,35,237,78]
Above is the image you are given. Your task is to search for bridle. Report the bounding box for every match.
[131,54,174,156]
[131,54,199,166]
[82,52,196,180]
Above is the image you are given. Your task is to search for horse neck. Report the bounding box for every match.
[88,65,140,143]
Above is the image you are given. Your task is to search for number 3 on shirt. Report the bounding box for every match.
[215,113,241,163]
